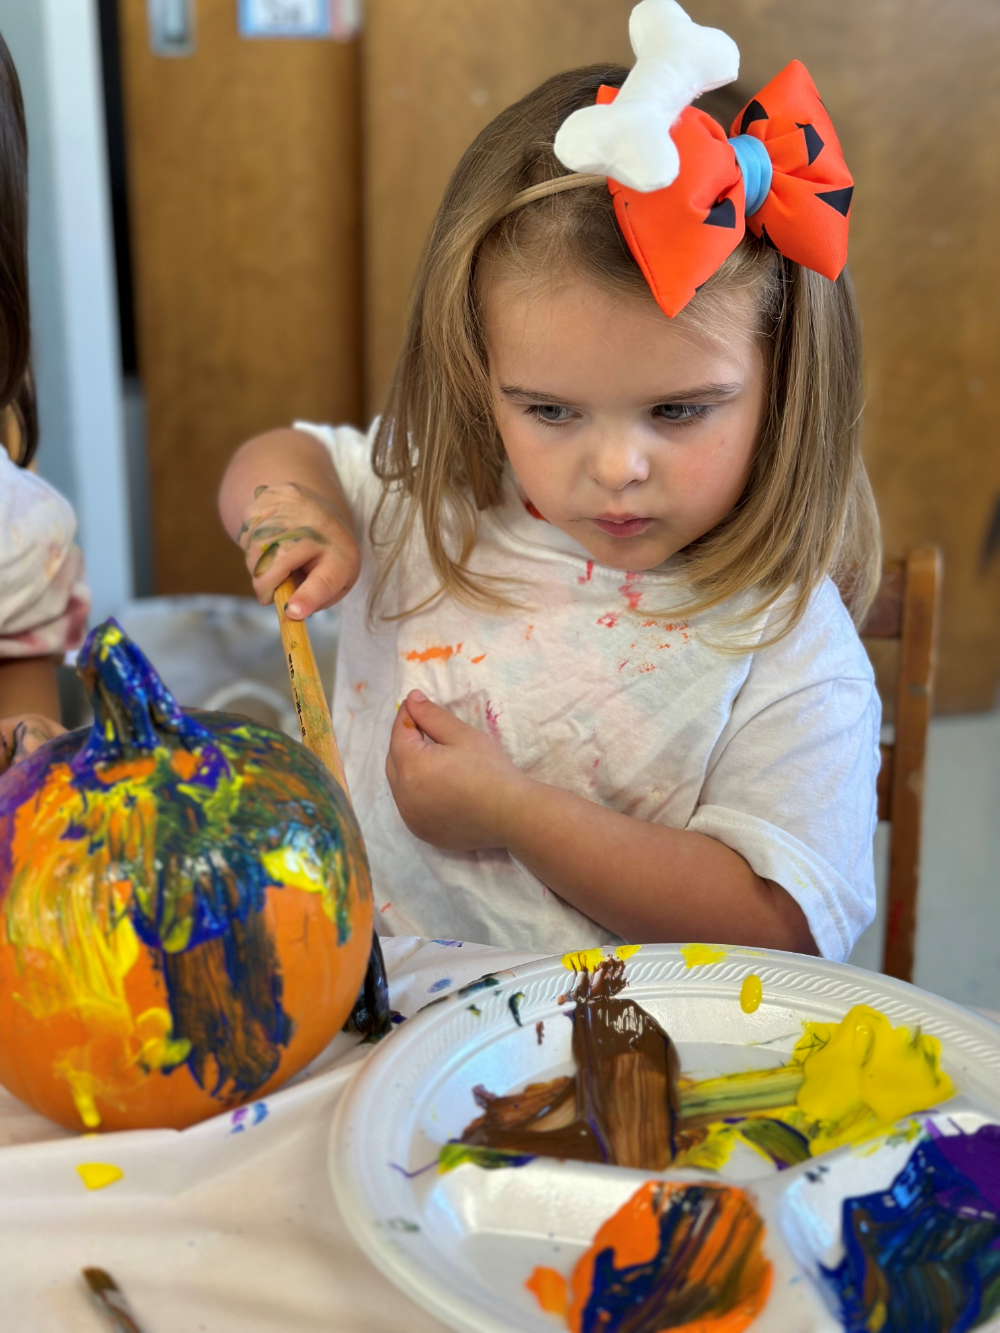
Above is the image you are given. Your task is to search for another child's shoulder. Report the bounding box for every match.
[0,448,77,555]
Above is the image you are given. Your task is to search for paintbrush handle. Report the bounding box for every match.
[274,575,349,794]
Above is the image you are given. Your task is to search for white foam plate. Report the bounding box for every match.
[329,945,1000,1331]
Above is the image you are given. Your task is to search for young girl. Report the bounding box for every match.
[0,35,89,773]
[219,2,880,960]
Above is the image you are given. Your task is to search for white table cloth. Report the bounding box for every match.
[1,938,996,1333]
[0,938,545,1333]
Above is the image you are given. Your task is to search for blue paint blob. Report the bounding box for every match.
[821,1124,1000,1333]
[427,978,452,994]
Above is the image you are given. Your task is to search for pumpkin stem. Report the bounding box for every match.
[75,619,211,762]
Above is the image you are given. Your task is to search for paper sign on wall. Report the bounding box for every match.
[237,0,361,40]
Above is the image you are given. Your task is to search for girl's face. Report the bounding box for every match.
[485,272,767,572]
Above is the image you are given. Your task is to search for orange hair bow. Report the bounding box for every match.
[602,60,854,318]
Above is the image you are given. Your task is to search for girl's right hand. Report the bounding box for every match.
[237,480,361,619]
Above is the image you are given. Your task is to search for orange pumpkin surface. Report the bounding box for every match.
[0,620,373,1132]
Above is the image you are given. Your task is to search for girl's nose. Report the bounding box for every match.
[589,435,651,491]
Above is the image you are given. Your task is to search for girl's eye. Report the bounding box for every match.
[652,403,712,425]
[527,404,575,426]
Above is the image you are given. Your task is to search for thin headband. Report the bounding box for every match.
[497,173,606,221]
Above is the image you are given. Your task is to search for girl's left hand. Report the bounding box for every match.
[0,713,64,773]
[386,691,531,851]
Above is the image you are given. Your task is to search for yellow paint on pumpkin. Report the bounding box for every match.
[135,1007,191,1071]
[793,1005,954,1155]
[260,844,341,923]
[58,1066,103,1129]
[681,943,727,968]
[740,974,763,1013]
[77,1162,123,1190]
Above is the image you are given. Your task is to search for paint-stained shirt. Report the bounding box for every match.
[297,421,880,963]
[0,448,90,660]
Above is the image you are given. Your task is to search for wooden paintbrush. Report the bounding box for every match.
[274,576,348,791]
[273,576,390,1037]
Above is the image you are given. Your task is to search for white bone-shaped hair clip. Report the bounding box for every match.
[553,0,739,192]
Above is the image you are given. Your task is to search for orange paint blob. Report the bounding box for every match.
[470,654,486,664]
[526,1266,568,1316]
[564,1181,771,1333]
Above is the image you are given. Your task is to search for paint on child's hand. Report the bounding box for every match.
[681,943,727,968]
[740,974,763,1013]
[77,1162,123,1191]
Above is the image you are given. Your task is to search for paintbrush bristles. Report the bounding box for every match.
[274,575,349,795]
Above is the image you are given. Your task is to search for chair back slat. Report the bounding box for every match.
[879,547,941,981]
[860,561,905,638]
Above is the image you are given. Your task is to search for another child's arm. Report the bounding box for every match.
[219,428,360,618]
[387,691,817,953]
[0,656,63,771]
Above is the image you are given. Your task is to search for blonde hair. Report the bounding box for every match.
[371,64,880,638]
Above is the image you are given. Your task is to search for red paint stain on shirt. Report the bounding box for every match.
[619,571,643,610]
[523,498,547,521]
[578,559,594,585]
[525,624,534,641]
[597,612,619,629]
[380,902,392,914]
[405,642,462,663]
[485,701,502,740]
[470,653,486,664]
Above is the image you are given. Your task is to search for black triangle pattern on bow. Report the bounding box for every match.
[704,197,737,229]
[796,122,824,166]
[816,185,853,216]
[739,100,768,135]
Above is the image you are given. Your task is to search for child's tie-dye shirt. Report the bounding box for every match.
[299,422,880,963]
[0,447,89,660]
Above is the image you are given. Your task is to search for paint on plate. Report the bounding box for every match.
[681,944,727,968]
[740,974,762,1013]
[527,1180,772,1332]
[820,1122,1000,1333]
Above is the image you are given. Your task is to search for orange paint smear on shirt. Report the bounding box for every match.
[405,643,462,663]
[470,653,486,664]
[525,624,534,641]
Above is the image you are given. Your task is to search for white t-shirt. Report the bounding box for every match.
[298,422,880,962]
[0,448,89,660]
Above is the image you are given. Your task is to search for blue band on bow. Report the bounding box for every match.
[728,134,772,217]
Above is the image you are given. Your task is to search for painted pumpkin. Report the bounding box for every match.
[0,619,372,1132]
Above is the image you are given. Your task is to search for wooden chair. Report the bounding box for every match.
[859,547,942,982]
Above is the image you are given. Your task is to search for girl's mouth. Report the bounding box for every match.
[591,515,653,539]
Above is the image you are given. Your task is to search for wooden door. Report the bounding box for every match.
[363,0,1000,713]
[118,0,363,596]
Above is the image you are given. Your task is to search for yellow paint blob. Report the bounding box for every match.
[681,943,727,968]
[794,1004,954,1155]
[77,1162,123,1191]
[561,944,642,972]
[561,947,604,972]
[740,974,763,1013]
[135,1007,192,1071]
